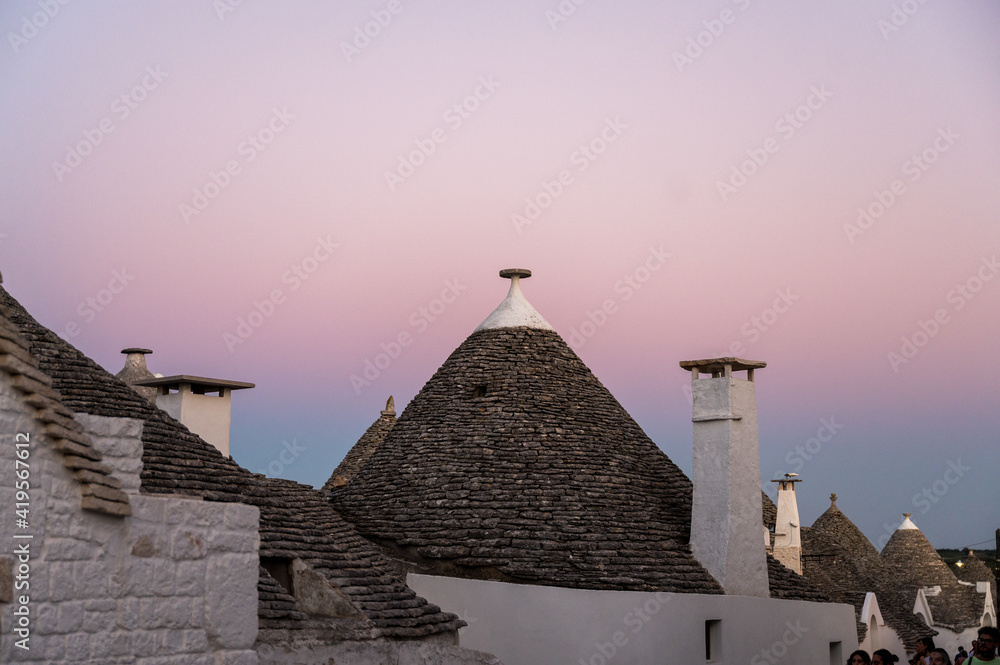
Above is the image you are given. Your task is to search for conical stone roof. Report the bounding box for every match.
[331,270,725,592]
[323,396,397,494]
[881,514,983,631]
[333,327,722,591]
[882,514,958,589]
[955,551,995,585]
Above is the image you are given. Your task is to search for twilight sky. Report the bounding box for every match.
[2,0,998,549]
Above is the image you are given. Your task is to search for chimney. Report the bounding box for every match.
[770,474,803,574]
[115,348,158,402]
[680,356,769,597]
[133,373,254,457]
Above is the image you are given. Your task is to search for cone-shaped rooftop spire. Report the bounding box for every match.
[882,514,957,588]
[474,268,553,332]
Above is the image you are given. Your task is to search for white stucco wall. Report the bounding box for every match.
[0,381,260,664]
[859,593,906,658]
[929,626,981,660]
[409,574,858,665]
[156,391,233,458]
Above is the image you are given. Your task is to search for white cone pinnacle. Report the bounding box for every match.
[475,268,554,332]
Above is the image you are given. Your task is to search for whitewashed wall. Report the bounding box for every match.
[409,573,858,665]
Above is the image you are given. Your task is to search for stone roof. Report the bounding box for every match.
[0,285,463,641]
[322,397,396,494]
[955,552,998,612]
[0,301,131,517]
[329,272,835,600]
[331,325,722,593]
[955,552,995,585]
[766,552,830,602]
[762,491,777,530]
[803,498,934,650]
[882,518,960,589]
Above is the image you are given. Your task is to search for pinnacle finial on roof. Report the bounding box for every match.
[830,493,837,506]
[382,395,395,417]
[474,268,554,332]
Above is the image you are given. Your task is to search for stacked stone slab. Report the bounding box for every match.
[0,285,489,662]
[802,498,933,649]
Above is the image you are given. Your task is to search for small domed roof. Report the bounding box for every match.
[881,514,984,632]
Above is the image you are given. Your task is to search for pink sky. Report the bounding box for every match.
[2,0,998,548]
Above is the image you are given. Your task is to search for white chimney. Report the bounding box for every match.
[133,374,254,457]
[681,357,769,597]
[771,474,803,574]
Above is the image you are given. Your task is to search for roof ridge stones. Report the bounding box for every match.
[0,301,131,516]
[0,285,462,640]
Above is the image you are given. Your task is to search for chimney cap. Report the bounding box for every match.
[122,347,153,355]
[679,357,766,374]
[499,268,531,279]
[133,374,254,390]
[771,473,802,485]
